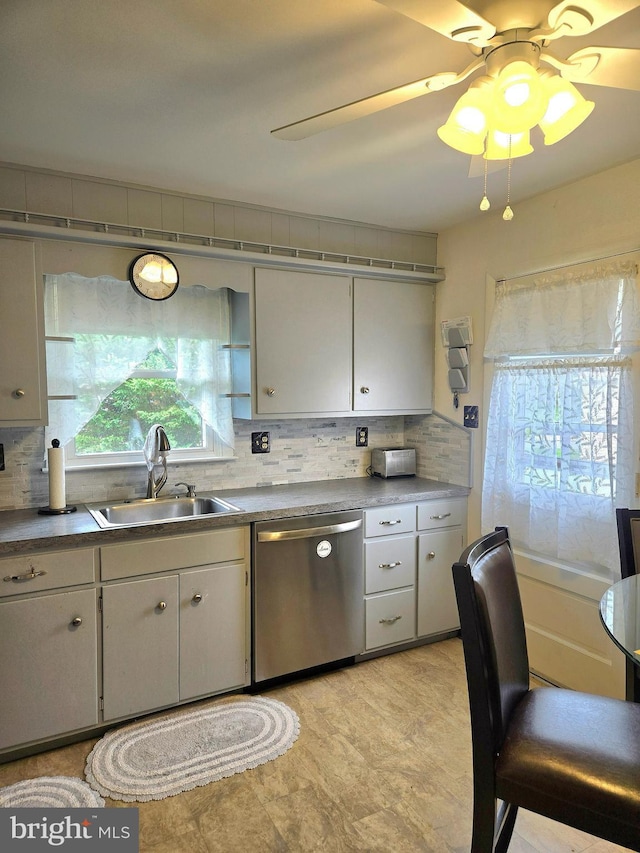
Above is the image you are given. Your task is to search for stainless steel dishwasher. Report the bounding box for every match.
[253,509,364,683]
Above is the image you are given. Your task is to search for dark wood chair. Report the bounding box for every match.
[452,526,640,853]
[616,508,640,703]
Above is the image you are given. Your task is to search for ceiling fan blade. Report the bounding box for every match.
[270,60,484,140]
[562,46,640,89]
[373,0,495,45]
[547,1,640,37]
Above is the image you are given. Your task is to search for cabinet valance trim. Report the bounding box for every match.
[0,209,445,283]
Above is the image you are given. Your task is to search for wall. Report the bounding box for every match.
[434,156,640,697]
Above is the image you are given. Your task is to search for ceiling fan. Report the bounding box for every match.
[271,0,640,153]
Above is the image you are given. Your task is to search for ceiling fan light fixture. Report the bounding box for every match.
[493,60,547,133]
[539,76,595,145]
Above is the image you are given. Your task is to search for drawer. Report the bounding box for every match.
[365,535,416,594]
[0,548,96,598]
[365,588,416,650]
[417,498,466,532]
[364,504,415,538]
[100,526,247,581]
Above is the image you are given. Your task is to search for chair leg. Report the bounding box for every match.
[470,795,518,853]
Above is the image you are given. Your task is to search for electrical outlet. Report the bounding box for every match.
[356,427,368,447]
[464,405,479,429]
[0,443,4,471]
[251,432,270,453]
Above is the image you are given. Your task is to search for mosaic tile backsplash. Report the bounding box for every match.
[0,414,470,511]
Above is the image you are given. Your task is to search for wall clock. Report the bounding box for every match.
[129,253,179,301]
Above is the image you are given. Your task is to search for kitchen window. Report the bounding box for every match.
[482,259,639,577]
[44,272,235,468]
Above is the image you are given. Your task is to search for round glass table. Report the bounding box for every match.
[599,574,640,665]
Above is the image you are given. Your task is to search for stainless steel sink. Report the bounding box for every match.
[86,496,243,529]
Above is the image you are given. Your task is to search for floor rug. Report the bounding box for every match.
[85,696,300,802]
[0,776,105,808]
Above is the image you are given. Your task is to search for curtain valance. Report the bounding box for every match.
[484,259,640,358]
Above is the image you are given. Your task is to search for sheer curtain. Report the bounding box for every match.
[482,259,639,575]
[44,273,234,451]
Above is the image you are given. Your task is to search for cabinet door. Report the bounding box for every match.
[102,575,179,720]
[254,267,352,414]
[0,589,98,750]
[353,278,433,413]
[179,563,247,700]
[417,528,464,637]
[0,237,46,424]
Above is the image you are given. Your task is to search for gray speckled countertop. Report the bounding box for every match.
[0,477,469,556]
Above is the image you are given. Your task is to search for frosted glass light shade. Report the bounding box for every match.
[539,75,595,145]
[437,78,493,155]
[493,61,547,133]
[484,129,533,160]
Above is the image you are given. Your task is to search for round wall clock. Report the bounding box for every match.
[128,253,179,301]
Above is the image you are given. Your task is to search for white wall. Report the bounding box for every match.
[435,157,640,696]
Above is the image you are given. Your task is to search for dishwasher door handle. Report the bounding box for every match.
[257,518,362,542]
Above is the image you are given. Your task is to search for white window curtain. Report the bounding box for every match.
[482,259,639,575]
[44,273,234,451]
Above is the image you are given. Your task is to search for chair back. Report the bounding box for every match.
[452,527,530,755]
[616,508,640,579]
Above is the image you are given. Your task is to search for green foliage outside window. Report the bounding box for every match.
[75,348,204,455]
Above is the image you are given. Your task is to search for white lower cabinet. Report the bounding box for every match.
[0,547,99,752]
[101,528,250,723]
[416,498,466,639]
[102,575,180,721]
[363,497,467,653]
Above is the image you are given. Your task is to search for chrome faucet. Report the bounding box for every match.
[144,425,171,499]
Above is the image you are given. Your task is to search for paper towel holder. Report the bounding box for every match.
[38,439,77,515]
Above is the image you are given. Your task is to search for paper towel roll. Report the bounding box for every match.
[48,440,66,510]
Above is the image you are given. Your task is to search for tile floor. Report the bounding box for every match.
[0,638,633,852]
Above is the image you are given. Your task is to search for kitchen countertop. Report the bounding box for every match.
[0,476,469,556]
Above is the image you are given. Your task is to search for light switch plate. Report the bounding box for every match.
[464,406,479,429]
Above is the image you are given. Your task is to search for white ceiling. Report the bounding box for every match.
[1,0,639,233]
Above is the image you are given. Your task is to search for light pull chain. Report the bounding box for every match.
[480,155,490,211]
[503,135,514,221]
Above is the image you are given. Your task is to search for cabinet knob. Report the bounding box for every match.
[192,593,203,603]
[157,601,167,611]
[360,386,370,394]
[427,551,436,559]
[13,388,26,398]
[71,616,82,627]
[266,387,276,397]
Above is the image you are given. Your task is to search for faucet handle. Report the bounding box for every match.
[175,482,197,498]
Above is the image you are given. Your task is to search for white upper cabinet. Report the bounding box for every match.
[254,267,352,415]
[238,267,434,418]
[353,277,433,414]
[0,237,47,425]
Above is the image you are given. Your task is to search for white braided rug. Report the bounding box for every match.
[0,776,105,808]
[85,696,300,802]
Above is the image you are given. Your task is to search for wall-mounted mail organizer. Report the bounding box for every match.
[441,317,473,409]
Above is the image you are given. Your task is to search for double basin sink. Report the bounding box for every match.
[86,495,243,529]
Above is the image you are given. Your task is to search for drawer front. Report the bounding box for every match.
[0,549,96,598]
[365,535,416,594]
[364,504,415,538]
[417,498,466,532]
[365,588,416,650]
[100,527,247,581]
